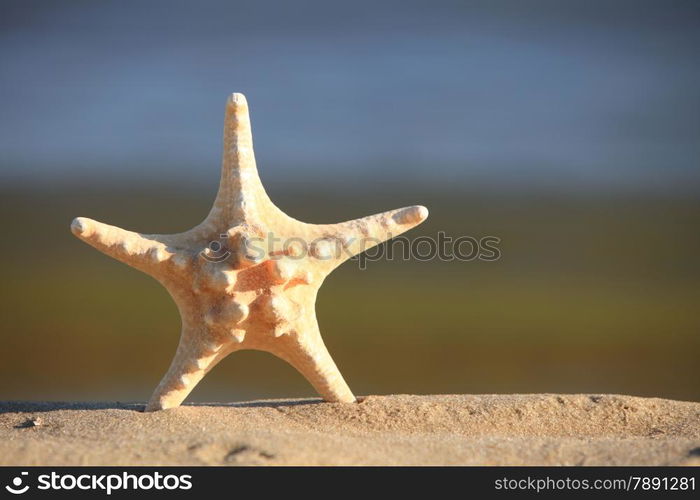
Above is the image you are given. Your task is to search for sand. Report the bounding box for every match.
[1,394,698,466]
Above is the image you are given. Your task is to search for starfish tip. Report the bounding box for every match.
[229,92,248,106]
[70,217,87,236]
[393,205,429,226]
[415,205,429,221]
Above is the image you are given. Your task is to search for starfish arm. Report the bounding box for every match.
[321,204,429,263]
[71,217,190,278]
[272,317,356,403]
[145,326,231,411]
[204,93,278,229]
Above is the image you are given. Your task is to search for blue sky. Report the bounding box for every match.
[1,0,698,193]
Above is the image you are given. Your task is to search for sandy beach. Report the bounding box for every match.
[1,394,698,466]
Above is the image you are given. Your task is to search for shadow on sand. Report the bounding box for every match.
[0,398,332,415]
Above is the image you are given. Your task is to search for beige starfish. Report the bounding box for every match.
[71,93,428,411]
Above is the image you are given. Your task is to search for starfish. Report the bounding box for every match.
[71,93,428,411]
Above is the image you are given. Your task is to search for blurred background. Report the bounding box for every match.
[1,0,698,403]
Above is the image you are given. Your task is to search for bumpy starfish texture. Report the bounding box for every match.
[71,93,428,411]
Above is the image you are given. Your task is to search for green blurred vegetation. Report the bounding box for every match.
[0,183,698,402]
